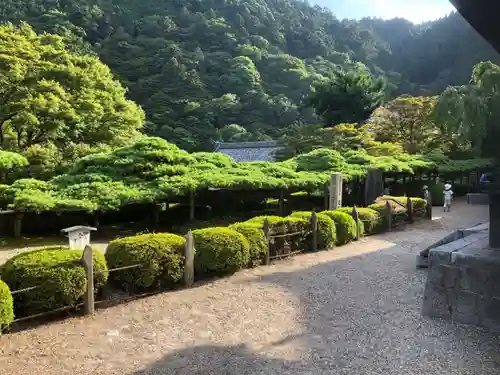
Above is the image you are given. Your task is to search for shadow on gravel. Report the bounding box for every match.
[132,236,500,375]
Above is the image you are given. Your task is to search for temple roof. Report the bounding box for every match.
[214,141,281,162]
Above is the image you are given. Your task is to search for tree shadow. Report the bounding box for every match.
[131,230,500,375]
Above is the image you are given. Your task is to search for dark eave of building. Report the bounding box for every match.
[450,0,500,54]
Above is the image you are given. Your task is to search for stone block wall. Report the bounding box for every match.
[422,228,500,331]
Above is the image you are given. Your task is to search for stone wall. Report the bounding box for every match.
[422,223,500,331]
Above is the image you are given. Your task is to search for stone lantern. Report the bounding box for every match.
[61,226,97,250]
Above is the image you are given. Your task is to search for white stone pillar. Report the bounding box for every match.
[329,173,343,210]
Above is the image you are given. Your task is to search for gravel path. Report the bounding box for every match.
[1,200,499,375]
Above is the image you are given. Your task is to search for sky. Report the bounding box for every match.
[312,0,456,24]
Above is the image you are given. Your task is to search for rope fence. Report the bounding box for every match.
[6,196,432,325]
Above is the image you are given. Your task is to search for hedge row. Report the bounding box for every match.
[0,196,424,329]
[105,233,186,291]
[1,247,108,318]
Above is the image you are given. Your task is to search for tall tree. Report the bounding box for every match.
[308,67,386,126]
[370,96,439,154]
[0,23,145,152]
[435,61,500,159]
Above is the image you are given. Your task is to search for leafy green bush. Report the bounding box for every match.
[0,280,14,329]
[245,216,309,235]
[337,207,383,234]
[368,202,389,216]
[193,227,250,276]
[2,247,108,316]
[384,195,426,210]
[229,223,267,267]
[320,211,358,245]
[382,195,427,215]
[105,233,186,291]
[289,211,336,249]
[243,215,310,257]
[429,183,445,206]
[1,131,491,215]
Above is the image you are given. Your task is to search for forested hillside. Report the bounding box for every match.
[0,0,498,151]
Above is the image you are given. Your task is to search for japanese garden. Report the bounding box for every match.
[0,1,499,373]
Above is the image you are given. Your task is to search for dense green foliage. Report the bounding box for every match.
[0,23,145,178]
[0,1,493,217]
[289,211,336,250]
[0,0,497,150]
[369,196,428,220]
[308,67,386,126]
[0,136,491,214]
[229,223,267,267]
[337,207,382,235]
[435,61,500,160]
[2,247,108,316]
[370,96,439,154]
[0,280,13,328]
[193,227,249,276]
[383,196,427,212]
[105,233,186,290]
[244,215,309,235]
[320,211,358,245]
[0,151,29,183]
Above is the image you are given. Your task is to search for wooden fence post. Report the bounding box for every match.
[184,231,195,287]
[278,190,284,216]
[263,218,270,265]
[311,211,318,252]
[407,197,414,224]
[352,205,360,241]
[82,245,94,315]
[385,200,392,232]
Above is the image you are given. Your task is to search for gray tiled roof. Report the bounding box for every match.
[214,141,281,162]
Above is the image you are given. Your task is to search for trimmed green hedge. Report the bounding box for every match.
[229,223,267,267]
[383,196,427,212]
[245,216,309,235]
[289,211,336,249]
[321,211,358,245]
[244,215,310,254]
[337,207,383,235]
[428,183,445,206]
[193,227,250,276]
[368,202,387,216]
[105,233,186,291]
[2,247,108,316]
[0,280,13,329]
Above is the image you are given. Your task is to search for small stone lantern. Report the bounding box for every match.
[61,226,97,250]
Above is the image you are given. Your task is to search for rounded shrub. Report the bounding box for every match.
[320,211,357,245]
[0,280,14,329]
[289,211,336,250]
[105,233,186,291]
[410,197,427,213]
[244,216,310,257]
[193,227,250,276]
[245,216,309,235]
[2,247,108,316]
[229,223,267,267]
[368,202,387,216]
[428,183,445,206]
[337,207,383,235]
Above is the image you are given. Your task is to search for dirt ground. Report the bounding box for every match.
[0,200,498,375]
